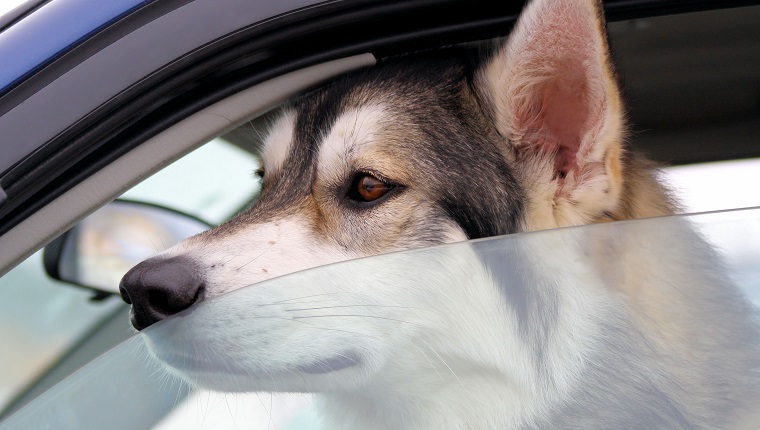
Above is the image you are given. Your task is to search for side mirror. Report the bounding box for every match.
[44,200,211,299]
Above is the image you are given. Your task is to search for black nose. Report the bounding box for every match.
[119,256,205,330]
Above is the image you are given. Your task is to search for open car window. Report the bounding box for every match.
[1,207,759,430]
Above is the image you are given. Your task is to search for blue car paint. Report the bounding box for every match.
[0,0,319,177]
[0,0,152,94]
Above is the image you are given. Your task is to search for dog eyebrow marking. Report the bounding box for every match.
[261,109,297,176]
[316,104,390,182]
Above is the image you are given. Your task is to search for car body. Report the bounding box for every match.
[1,0,759,428]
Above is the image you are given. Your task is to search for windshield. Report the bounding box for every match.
[1,207,758,429]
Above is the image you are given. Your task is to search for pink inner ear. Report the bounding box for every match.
[523,63,590,177]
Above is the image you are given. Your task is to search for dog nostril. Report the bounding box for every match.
[146,285,203,316]
[119,285,132,304]
[147,290,172,315]
[119,256,205,330]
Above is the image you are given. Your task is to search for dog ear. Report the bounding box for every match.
[477,0,625,229]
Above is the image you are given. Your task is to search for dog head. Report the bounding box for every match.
[120,0,636,399]
[122,0,626,324]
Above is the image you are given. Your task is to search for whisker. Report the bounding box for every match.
[146,233,161,252]
[270,291,386,304]
[255,392,278,430]
[284,304,416,312]
[421,339,464,387]
[224,393,241,430]
[237,240,275,270]
[291,314,420,325]
[289,318,384,340]
[224,252,243,265]
[412,344,445,384]
[334,351,361,365]
[269,394,274,430]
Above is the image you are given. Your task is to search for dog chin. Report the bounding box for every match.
[147,345,369,392]
[139,322,373,393]
[165,364,370,394]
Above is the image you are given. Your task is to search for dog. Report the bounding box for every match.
[119,0,760,428]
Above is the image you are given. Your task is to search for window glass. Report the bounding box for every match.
[0,253,122,409]
[662,159,760,214]
[122,138,261,225]
[1,207,758,429]
[0,138,259,413]
[0,0,28,18]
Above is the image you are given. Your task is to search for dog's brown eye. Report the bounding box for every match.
[350,174,393,203]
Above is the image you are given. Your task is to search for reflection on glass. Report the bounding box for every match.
[57,201,209,294]
[2,208,760,429]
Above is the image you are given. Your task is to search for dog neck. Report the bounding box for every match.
[316,373,535,430]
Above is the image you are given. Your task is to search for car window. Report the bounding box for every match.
[0,1,27,17]
[1,207,758,429]
[0,254,122,410]
[662,159,760,214]
[0,138,260,415]
[4,124,758,430]
[121,137,261,225]
[1,4,759,428]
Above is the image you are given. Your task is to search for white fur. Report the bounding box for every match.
[144,234,611,430]
[161,216,354,297]
[317,104,390,178]
[261,109,296,175]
